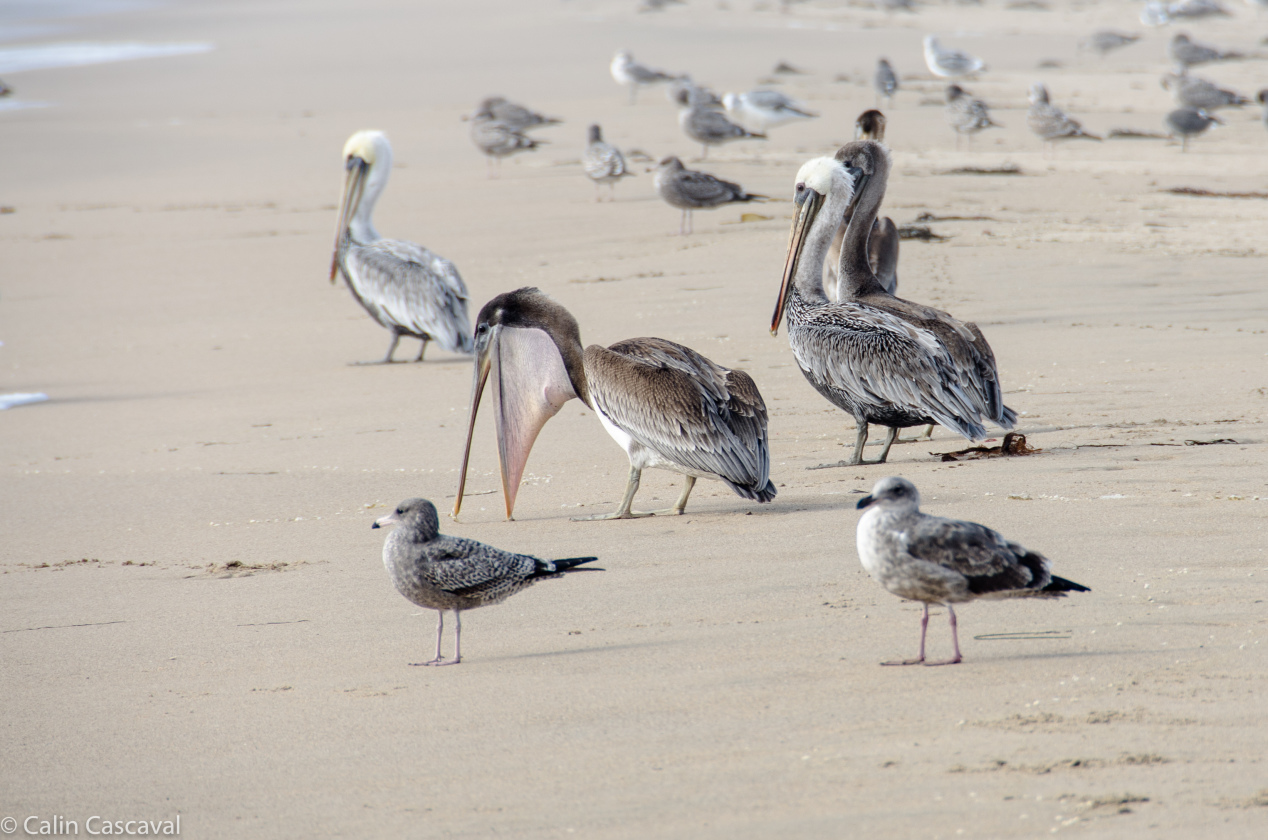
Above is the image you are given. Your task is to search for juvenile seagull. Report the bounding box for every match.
[330,131,473,364]
[945,85,1000,150]
[374,498,599,666]
[873,58,899,107]
[856,477,1089,666]
[1165,106,1222,150]
[470,96,561,131]
[722,89,818,134]
[611,50,676,104]
[1167,33,1243,72]
[582,124,633,201]
[1080,30,1140,56]
[667,75,722,107]
[924,36,986,78]
[1161,73,1249,110]
[854,109,887,141]
[654,156,767,235]
[678,89,766,158]
[1027,83,1101,154]
[470,116,543,175]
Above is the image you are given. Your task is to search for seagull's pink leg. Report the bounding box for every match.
[882,602,928,666]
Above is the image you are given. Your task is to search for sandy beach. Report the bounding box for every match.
[3,0,1267,836]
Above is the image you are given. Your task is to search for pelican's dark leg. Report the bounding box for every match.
[883,602,929,666]
[873,426,900,463]
[647,475,696,516]
[809,422,870,470]
[354,333,401,366]
[925,604,963,666]
[572,465,656,520]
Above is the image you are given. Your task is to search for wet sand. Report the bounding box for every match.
[2,0,1267,836]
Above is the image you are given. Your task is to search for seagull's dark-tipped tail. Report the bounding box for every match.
[532,556,602,579]
[739,192,770,203]
[1042,575,1090,595]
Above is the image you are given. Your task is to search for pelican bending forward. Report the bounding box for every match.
[456,288,775,520]
[771,141,1015,466]
[331,131,473,363]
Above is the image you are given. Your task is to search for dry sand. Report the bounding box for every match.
[2,0,1267,836]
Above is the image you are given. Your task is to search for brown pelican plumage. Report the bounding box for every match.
[331,130,473,363]
[771,142,1015,467]
[455,288,775,520]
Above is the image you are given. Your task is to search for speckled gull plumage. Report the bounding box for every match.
[856,477,1089,665]
[582,124,633,200]
[374,498,599,666]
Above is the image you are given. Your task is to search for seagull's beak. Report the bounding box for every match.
[331,156,368,283]
[372,510,401,529]
[856,494,875,510]
[771,187,823,336]
[454,324,575,520]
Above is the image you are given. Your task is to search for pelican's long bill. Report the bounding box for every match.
[454,323,576,520]
[770,185,823,336]
[330,155,368,282]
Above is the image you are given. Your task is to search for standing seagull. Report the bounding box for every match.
[455,288,775,521]
[1027,83,1101,155]
[469,116,543,176]
[873,59,899,107]
[470,96,561,132]
[856,477,1089,666]
[678,90,766,158]
[654,156,767,235]
[374,498,599,666]
[667,75,723,107]
[611,50,676,104]
[330,131,473,364]
[945,85,1001,150]
[1161,73,1249,110]
[722,89,817,134]
[924,36,986,78]
[1165,107,1222,150]
[583,125,633,201]
[771,142,1015,466]
[1167,33,1243,72]
[1080,30,1140,57]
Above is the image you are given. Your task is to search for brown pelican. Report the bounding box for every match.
[854,109,886,142]
[330,131,473,364]
[455,288,774,520]
[771,141,1016,467]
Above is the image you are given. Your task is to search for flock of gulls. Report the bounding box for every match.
[329,12,1268,666]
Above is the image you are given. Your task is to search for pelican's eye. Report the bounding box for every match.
[795,183,805,194]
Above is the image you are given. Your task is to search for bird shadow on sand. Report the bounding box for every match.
[475,638,682,664]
